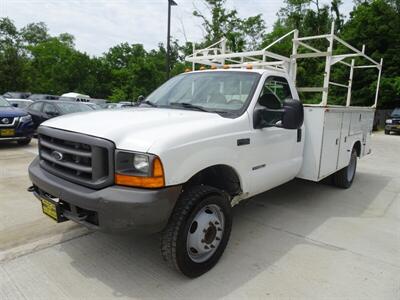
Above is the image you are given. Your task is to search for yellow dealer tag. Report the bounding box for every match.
[41,198,58,221]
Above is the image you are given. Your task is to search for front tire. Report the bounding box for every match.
[333,148,357,189]
[161,185,232,278]
[17,138,31,145]
[384,130,390,135]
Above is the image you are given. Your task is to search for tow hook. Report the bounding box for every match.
[27,185,37,193]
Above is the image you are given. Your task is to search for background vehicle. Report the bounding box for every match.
[0,96,34,145]
[28,24,382,277]
[3,92,31,99]
[28,94,59,101]
[103,102,135,109]
[85,102,103,110]
[27,100,94,129]
[6,99,34,110]
[385,108,400,134]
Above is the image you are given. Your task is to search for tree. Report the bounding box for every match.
[339,0,400,107]
[193,0,266,51]
[20,22,49,45]
[0,18,29,92]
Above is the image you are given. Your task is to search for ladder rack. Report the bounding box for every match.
[185,22,383,108]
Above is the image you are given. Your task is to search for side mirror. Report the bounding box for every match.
[281,99,304,129]
[137,95,145,102]
[12,103,18,107]
[253,99,303,130]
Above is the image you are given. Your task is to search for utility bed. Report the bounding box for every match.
[298,106,374,181]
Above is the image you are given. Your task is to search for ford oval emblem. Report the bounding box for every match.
[1,118,9,124]
[51,151,64,161]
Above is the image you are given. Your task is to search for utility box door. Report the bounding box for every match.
[337,112,352,170]
[319,112,342,178]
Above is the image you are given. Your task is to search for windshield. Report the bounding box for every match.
[391,108,400,117]
[0,97,11,107]
[145,71,260,114]
[57,102,93,114]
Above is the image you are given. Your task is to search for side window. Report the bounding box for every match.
[29,102,43,112]
[263,76,293,103]
[256,76,292,126]
[43,103,57,115]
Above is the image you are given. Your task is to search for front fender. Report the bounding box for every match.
[159,137,251,194]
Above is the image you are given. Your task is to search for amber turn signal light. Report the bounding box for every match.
[115,157,165,188]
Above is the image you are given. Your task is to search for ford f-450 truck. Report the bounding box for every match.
[28,24,382,277]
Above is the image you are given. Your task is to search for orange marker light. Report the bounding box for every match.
[200,66,206,70]
[223,65,230,69]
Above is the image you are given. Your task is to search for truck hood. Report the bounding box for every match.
[41,108,228,152]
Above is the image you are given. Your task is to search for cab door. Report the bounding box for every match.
[248,76,303,196]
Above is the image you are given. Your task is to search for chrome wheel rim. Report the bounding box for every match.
[347,153,356,181]
[186,204,225,263]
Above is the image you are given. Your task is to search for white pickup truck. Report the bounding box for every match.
[28,25,382,277]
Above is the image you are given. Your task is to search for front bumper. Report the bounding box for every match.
[29,157,182,233]
[385,124,400,132]
[0,120,34,141]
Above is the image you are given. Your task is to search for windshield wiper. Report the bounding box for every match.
[169,102,210,112]
[140,100,158,107]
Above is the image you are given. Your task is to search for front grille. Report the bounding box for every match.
[38,127,115,189]
[0,117,17,127]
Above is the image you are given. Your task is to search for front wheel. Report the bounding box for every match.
[161,185,232,278]
[384,130,390,135]
[17,138,31,145]
[333,148,357,189]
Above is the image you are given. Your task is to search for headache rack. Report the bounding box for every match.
[185,22,383,108]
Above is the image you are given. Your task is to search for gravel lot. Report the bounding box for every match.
[0,133,399,299]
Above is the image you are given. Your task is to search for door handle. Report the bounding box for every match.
[335,138,339,145]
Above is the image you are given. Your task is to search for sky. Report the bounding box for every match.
[0,0,354,56]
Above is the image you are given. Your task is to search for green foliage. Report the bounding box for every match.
[193,0,266,51]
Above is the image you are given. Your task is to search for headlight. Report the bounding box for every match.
[115,151,164,188]
[20,115,32,123]
[386,119,393,124]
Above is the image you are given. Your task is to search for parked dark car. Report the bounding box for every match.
[28,94,59,101]
[3,92,31,99]
[0,96,34,145]
[27,100,94,129]
[385,108,400,135]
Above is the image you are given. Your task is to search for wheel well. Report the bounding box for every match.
[184,165,242,198]
[353,141,361,157]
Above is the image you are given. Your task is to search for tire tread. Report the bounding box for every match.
[161,185,223,273]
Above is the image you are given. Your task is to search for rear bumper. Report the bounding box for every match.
[29,157,182,233]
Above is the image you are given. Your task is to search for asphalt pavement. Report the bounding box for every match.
[0,133,399,299]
